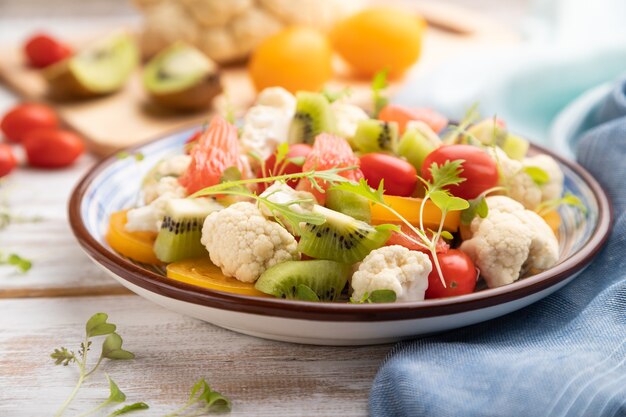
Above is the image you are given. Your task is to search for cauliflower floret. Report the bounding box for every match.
[127,177,188,232]
[201,202,299,283]
[331,102,369,143]
[351,246,432,302]
[460,196,559,288]
[490,148,564,210]
[240,88,296,161]
[404,120,443,148]
[143,156,191,203]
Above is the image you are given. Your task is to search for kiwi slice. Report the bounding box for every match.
[466,119,508,146]
[255,260,351,301]
[153,198,220,263]
[143,42,221,111]
[44,31,138,99]
[500,133,529,161]
[352,119,399,153]
[298,205,393,264]
[288,92,335,144]
[397,127,436,171]
[325,188,371,223]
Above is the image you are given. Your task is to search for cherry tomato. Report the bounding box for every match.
[22,129,85,168]
[24,33,73,68]
[0,144,17,177]
[378,104,448,134]
[421,145,498,200]
[385,224,449,254]
[426,249,477,299]
[1,103,59,143]
[359,153,417,197]
[258,144,312,192]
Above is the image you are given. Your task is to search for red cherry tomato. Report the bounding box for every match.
[359,153,417,197]
[385,224,449,254]
[0,144,17,177]
[24,33,73,68]
[22,129,85,168]
[1,103,59,143]
[426,249,477,299]
[378,104,448,134]
[258,144,312,192]
[421,145,498,200]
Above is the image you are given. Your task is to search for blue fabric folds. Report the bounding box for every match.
[369,80,626,417]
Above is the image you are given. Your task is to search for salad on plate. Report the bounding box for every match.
[106,84,585,304]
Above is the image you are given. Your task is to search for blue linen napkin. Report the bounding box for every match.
[369,80,626,417]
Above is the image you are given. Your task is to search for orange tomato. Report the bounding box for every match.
[542,210,561,236]
[331,7,426,78]
[249,27,333,93]
[106,210,161,265]
[370,195,460,232]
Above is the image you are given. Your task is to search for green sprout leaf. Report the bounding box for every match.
[106,402,149,417]
[204,390,231,413]
[536,192,587,216]
[86,313,117,338]
[321,87,352,103]
[330,178,385,204]
[524,166,550,185]
[51,347,76,366]
[461,195,489,225]
[371,69,389,117]
[295,284,320,302]
[220,166,243,183]
[427,160,466,192]
[106,375,127,403]
[368,289,397,303]
[429,191,469,212]
[101,333,135,360]
[0,252,32,273]
[274,142,290,167]
[440,231,454,240]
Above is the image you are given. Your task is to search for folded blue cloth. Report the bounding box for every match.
[369,80,626,417]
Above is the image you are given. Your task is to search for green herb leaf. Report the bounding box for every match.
[536,192,587,216]
[371,69,389,117]
[440,231,454,240]
[204,390,232,412]
[524,166,550,185]
[189,378,210,401]
[429,191,469,212]
[443,103,481,145]
[368,289,397,303]
[106,374,127,403]
[86,313,117,338]
[295,284,320,302]
[331,178,385,204]
[101,333,135,360]
[220,166,243,183]
[321,87,352,103]
[427,160,466,192]
[461,195,489,225]
[286,156,306,167]
[106,402,149,417]
[1,253,32,273]
[51,347,76,366]
[274,142,290,167]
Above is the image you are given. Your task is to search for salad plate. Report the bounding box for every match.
[69,127,611,346]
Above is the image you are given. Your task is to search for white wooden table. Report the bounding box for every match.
[0,2,525,415]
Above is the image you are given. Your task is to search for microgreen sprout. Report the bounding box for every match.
[321,87,353,103]
[350,289,397,303]
[535,192,587,217]
[51,313,137,417]
[163,378,231,417]
[371,69,389,117]
[443,103,481,145]
[0,252,32,273]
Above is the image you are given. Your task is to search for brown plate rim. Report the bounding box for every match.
[69,136,613,322]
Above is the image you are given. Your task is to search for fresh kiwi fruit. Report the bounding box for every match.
[153,198,219,262]
[44,31,138,99]
[397,127,436,171]
[298,205,394,264]
[352,119,399,153]
[325,188,371,223]
[500,133,529,161]
[288,92,335,144]
[254,260,351,301]
[143,42,221,111]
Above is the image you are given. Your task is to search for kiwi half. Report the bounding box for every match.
[254,260,351,301]
[397,127,436,171]
[44,31,138,99]
[325,188,371,223]
[288,92,335,144]
[352,119,399,153]
[298,205,393,264]
[143,42,221,111]
[153,198,220,263]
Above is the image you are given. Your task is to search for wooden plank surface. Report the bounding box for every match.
[0,295,391,416]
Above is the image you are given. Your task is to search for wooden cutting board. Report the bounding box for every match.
[0,3,517,156]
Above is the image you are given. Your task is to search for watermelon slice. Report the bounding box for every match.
[298,133,363,204]
[378,104,448,134]
[178,116,245,194]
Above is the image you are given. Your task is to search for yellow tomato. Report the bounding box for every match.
[106,210,161,265]
[331,7,426,78]
[248,26,333,93]
[370,195,460,232]
[542,209,561,236]
[167,258,268,297]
